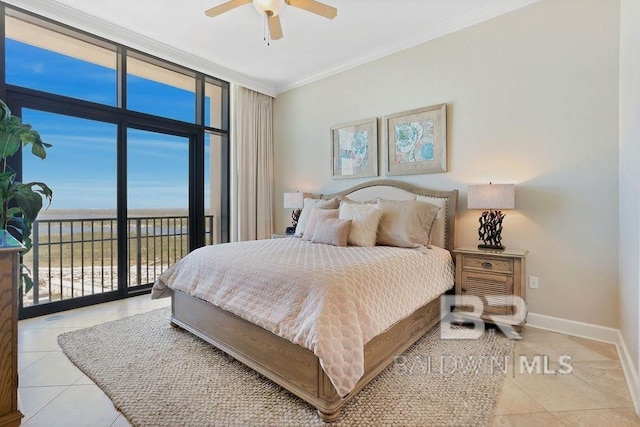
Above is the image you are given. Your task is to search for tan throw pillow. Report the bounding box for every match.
[416,195,447,248]
[338,201,383,247]
[312,219,352,247]
[294,198,340,237]
[376,199,441,248]
[338,196,377,205]
[302,208,339,241]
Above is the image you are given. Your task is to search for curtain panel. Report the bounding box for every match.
[235,86,274,241]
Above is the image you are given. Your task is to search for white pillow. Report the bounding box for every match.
[302,208,339,241]
[312,218,352,247]
[376,199,441,248]
[294,198,339,237]
[338,201,383,247]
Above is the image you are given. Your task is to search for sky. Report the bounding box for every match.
[6,39,212,211]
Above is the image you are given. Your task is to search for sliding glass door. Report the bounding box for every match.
[20,110,118,308]
[3,5,230,318]
[126,128,191,289]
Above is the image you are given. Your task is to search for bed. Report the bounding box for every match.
[151,180,458,421]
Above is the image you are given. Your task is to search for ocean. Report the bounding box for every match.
[37,208,189,221]
[33,209,193,238]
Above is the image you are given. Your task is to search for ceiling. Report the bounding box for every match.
[6,0,539,96]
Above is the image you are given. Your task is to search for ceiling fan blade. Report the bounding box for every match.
[268,14,284,40]
[204,0,252,17]
[285,0,337,19]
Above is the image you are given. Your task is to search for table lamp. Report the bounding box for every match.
[467,183,515,250]
[283,192,305,235]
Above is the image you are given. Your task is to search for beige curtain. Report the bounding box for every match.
[235,86,274,241]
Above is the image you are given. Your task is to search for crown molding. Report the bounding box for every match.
[275,0,541,94]
[3,0,541,97]
[2,0,278,96]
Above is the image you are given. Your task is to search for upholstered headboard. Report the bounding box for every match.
[321,180,458,251]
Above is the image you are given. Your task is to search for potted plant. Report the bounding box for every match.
[0,99,52,293]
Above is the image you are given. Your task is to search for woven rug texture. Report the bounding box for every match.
[58,307,513,426]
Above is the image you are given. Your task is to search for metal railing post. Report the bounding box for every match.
[32,221,40,305]
[208,215,214,245]
[136,218,142,286]
[23,213,200,307]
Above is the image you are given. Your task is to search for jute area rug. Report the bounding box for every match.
[58,307,513,426]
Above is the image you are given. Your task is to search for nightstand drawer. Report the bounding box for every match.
[462,255,513,274]
[460,271,513,314]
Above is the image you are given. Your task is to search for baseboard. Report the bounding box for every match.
[617,330,640,416]
[526,312,620,343]
[527,312,640,415]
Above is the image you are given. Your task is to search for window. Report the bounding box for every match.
[205,80,225,129]
[5,14,117,105]
[127,54,196,122]
[2,5,230,318]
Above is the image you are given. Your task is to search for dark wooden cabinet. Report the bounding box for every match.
[0,245,24,427]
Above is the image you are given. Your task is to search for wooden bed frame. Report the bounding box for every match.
[169,180,458,421]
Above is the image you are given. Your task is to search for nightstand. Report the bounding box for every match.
[270,234,299,239]
[452,247,528,336]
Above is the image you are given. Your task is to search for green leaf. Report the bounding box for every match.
[0,170,16,199]
[0,101,51,161]
[12,185,43,223]
[26,182,53,208]
[6,207,20,217]
[0,98,53,292]
[6,216,27,237]
[0,132,22,159]
[0,169,16,181]
[0,100,11,123]
[20,265,34,294]
[21,130,48,160]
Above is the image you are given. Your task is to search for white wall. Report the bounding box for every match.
[273,0,620,327]
[619,0,640,384]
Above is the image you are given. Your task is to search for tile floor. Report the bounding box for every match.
[16,295,640,426]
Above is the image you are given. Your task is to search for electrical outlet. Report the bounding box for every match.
[529,276,539,289]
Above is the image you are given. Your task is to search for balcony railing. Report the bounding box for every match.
[22,215,215,307]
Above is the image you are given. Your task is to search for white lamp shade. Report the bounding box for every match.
[253,0,284,16]
[284,192,305,209]
[468,184,515,210]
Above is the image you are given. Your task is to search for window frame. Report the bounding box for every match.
[0,3,231,319]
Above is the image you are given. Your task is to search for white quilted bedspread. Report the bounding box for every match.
[151,238,454,397]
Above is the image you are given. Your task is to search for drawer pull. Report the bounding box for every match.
[482,262,493,269]
[461,287,467,292]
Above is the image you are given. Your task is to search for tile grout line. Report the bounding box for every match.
[19,384,72,424]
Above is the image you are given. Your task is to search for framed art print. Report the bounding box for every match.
[331,118,378,179]
[385,103,447,176]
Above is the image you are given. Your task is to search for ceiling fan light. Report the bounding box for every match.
[253,0,284,16]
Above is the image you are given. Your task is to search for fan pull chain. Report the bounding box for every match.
[263,14,270,46]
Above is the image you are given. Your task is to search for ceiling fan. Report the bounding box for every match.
[204,0,337,41]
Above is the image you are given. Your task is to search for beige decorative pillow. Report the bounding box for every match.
[376,199,441,248]
[294,198,340,237]
[416,195,447,248]
[338,196,377,205]
[338,201,383,247]
[302,208,339,241]
[312,219,352,247]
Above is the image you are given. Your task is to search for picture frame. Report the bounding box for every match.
[331,118,378,179]
[384,103,447,176]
